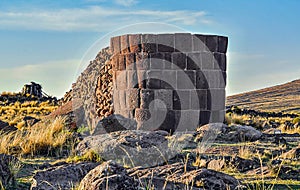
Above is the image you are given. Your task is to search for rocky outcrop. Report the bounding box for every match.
[78,161,140,190]
[31,162,99,190]
[196,123,262,142]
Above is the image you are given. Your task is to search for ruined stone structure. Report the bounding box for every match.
[22,82,43,98]
[73,33,228,132]
[109,33,227,132]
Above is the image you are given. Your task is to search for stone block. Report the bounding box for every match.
[125,53,135,70]
[115,71,127,90]
[111,55,119,71]
[207,89,225,111]
[200,111,211,126]
[156,110,176,133]
[112,90,120,111]
[195,71,209,89]
[163,53,172,69]
[213,53,226,71]
[128,34,141,53]
[177,110,200,131]
[190,89,207,110]
[176,70,196,89]
[175,33,192,52]
[201,52,214,70]
[154,89,173,109]
[172,52,186,70]
[136,53,150,70]
[173,90,190,110]
[187,53,201,70]
[141,34,157,53]
[135,108,151,122]
[203,70,224,89]
[140,89,155,109]
[137,70,147,89]
[110,36,121,54]
[127,70,138,88]
[192,34,208,52]
[118,90,127,110]
[210,110,225,123]
[120,35,130,53]
[118,54,126,70]
[161,70,176,89]
[157,34,174,52]
[205,35,218,52]
[218,36,228,53]
[126,89,140,109]
[146,70,162,89]
[150,52,164,69]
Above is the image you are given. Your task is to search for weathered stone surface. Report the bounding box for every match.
[78,161,140,190]
[126,89,140,109]
[176,70,196,89]
[187,52,201,70]
[175,33,192,52]
[76,130,172,167]
[196,124,262,142]
[141,34,157,53]
[214,53,227,71]
[205,35,218,52]
[31,162,99,190]
[173,90,190,110]
[172,52,186,70]
[93,114,137,135]
[190,90,207,110]
[154,89,173,109]
[218,36,228,53]
[207,159,225,171]
[120,35,130,53]
[157,34,174,52]
[110,36,121,55]
[192,34,208,52]
[128,34,141,53]
[140,89,154,109]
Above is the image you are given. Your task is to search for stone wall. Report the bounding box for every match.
[109,33,228,133]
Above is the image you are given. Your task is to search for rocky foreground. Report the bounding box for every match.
[1,118,300,190]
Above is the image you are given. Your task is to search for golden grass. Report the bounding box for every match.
[0,116,72,156]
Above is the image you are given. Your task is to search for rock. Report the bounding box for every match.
[76,130,176,168]
[76,130,194,168]
[0,120,17,133]
[231,156,260,172]
[0,154,19,188]
[31,162,99,190]
[78,161,140,190]
[128,162,239,190]
[196,124,262,142]
[92,114,137,135]
[23,116,40,127]
[207,159,225,171]
[277,166,300,180]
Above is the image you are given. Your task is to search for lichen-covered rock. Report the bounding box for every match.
[31,162,99,190]
[196,123,262,142]
[78,161,140,190]
[76,130,174,168]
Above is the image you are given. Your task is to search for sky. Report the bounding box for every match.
[0,0,300,98]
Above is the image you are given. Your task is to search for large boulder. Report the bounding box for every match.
[196,123,262,142]
[31,162,99,190]
[76,130,179,168]
[78,161,140,190]
[0,154,18,188]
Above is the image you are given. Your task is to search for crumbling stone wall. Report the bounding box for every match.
[109,33,228,133]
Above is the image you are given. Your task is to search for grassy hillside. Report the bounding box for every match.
[227,79,300,113]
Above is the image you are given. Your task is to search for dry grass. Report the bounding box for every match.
[0,116,72,156]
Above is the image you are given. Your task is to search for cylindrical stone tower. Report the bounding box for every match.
[110,33,228,133]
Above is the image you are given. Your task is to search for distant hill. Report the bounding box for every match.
[226,79,300,113]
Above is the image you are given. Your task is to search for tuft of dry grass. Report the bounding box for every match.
[0,116,72,156]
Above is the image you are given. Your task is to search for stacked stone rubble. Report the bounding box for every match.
[110,33,228,133]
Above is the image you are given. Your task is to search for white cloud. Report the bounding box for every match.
[114,0,138,6]
[0,60,80,98]
[0,6,212,32]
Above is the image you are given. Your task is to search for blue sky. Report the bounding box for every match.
[0,0,300,97]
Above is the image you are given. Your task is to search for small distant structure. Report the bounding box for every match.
[21,82,49,98]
